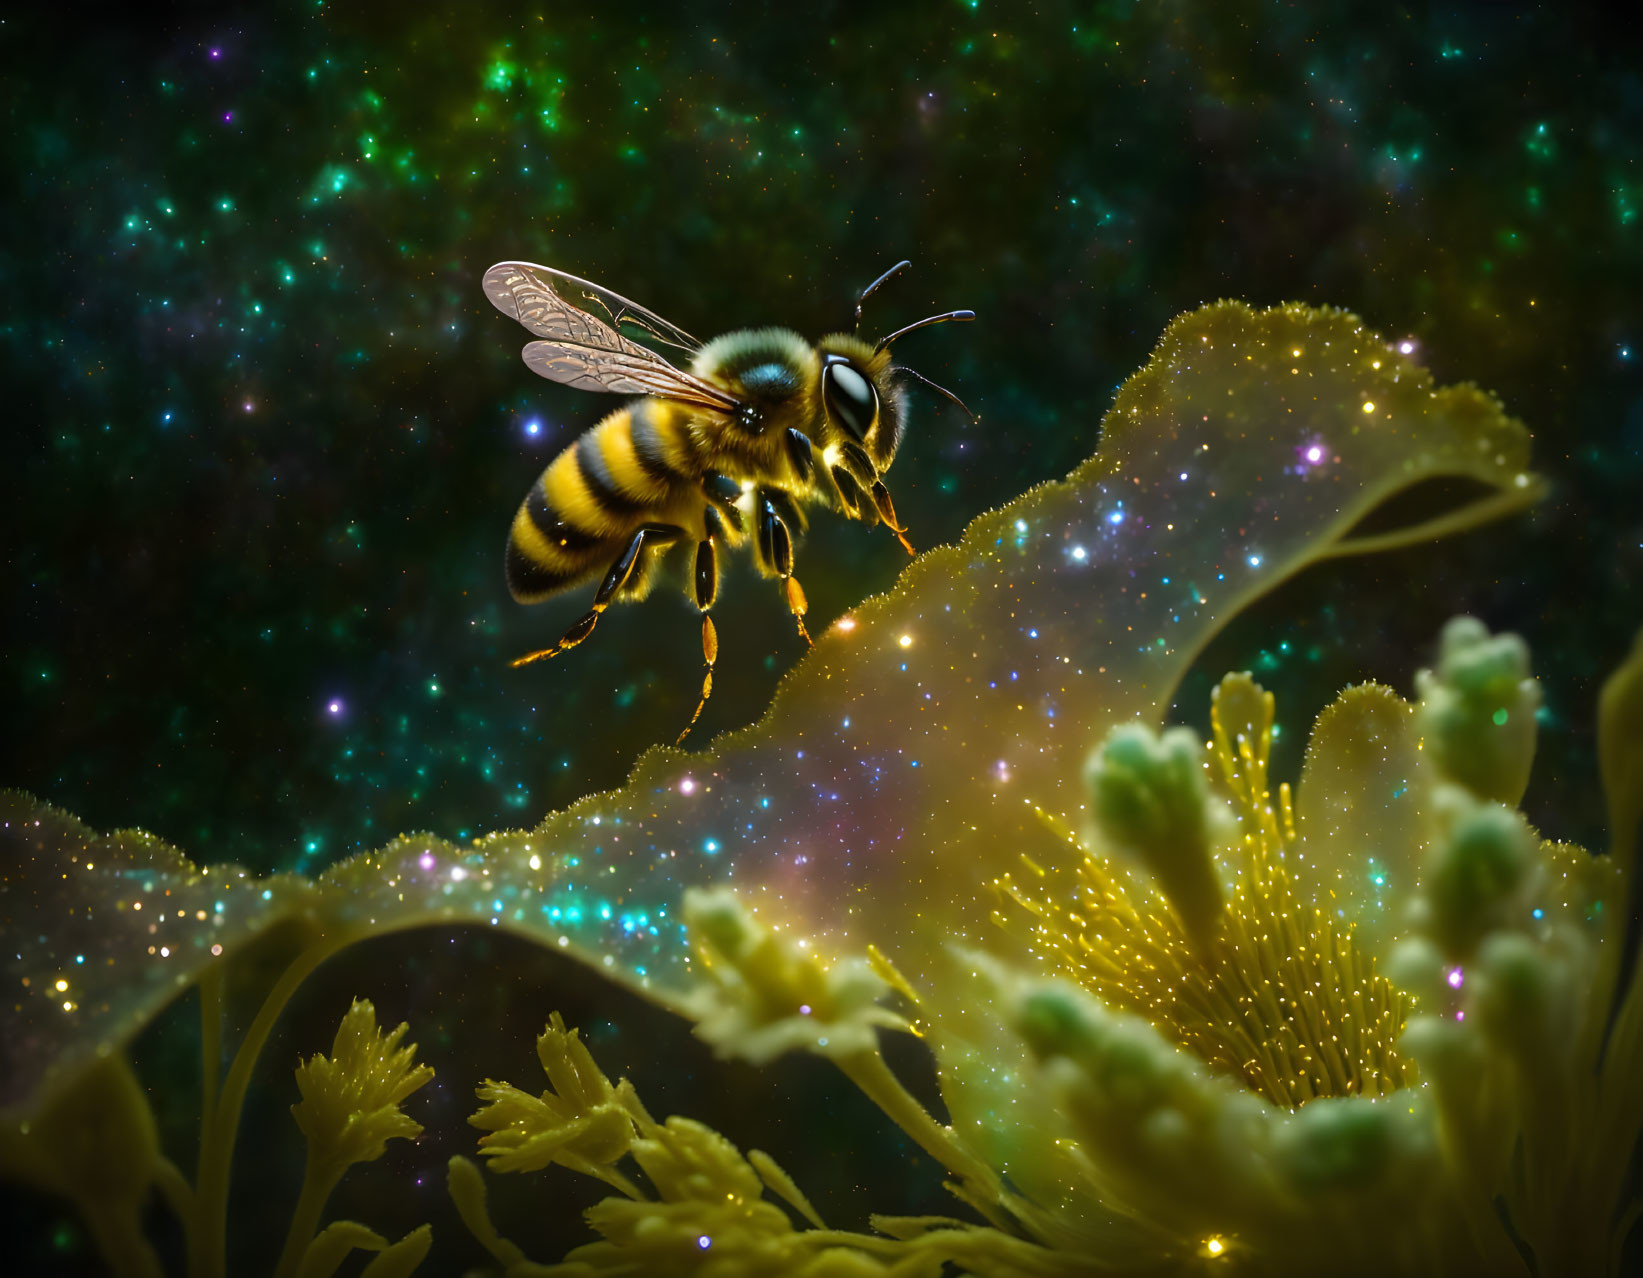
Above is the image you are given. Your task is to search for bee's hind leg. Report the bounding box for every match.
[511,523,682,668]
[676,508,724,746]
[756,488,812,647]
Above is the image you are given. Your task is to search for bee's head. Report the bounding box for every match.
[815,334,903,471]
[828,262,975,471]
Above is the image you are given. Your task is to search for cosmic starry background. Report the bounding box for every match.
[3,1,1641,1273]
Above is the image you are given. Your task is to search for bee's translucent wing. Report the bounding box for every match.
[516,340,738,411]
[484,261,737,412]
[484,260,703,354]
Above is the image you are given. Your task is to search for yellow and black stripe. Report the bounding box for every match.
[504,400,704,604]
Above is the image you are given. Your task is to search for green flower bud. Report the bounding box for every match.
[0,1056,167,1278]
[1414,616,1540,805]
[1017,982,1202,1121]
[1470,931,1563,1066]
[25,1055,159,1206]
[1272,1096,1422,1195]
[1016,981,1106,1064]
[1424,791,1534,959]
[683,886,758,960]
[1382,936,1449,1004]
[1399,1013,1482,1081]
[1086,723,1224,954]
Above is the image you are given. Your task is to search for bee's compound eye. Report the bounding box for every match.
[822,357,877,441]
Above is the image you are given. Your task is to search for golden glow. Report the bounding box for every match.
[1362,400,1376,413]
[1203,1235,1227,1258]
[898,633,913,649]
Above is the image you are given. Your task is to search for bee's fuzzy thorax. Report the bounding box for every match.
[692,328,819,398]
[688,328,826,475]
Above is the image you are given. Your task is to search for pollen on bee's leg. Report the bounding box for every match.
[869,481,915,556]
[784,576,813,647]
[677,615,719,746]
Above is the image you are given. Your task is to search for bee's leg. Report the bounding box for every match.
[755,488,812,647]
[677,507,724,746]
[828,463,876,526]
[833,440,877,484]
[869,479,916,557]
[511,523,681,667]
[784,426,840,506]
[835,441,914,556]
[700,470,745,534]
[765,487,810,537]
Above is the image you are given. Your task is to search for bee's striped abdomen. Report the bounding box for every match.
[505,474,599,603]
[627,398,701,484]
[505,401,703,604]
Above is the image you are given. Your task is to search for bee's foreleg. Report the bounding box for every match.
[756,489,812,647]
[828,465,874,525]
[869,480,916,557]
[837,440,879,487]
[676,507,723,746]
[829,440,912,552]
[510,523,680,668]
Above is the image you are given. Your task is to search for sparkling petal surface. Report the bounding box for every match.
[1294,684,1432,956]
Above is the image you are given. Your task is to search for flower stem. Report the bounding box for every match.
[189,937,341,1278]
[271,1149,342,1278]
[198,963,224,1116]
[833,1048,1016,1235]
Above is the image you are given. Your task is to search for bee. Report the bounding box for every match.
[482,258,974,743]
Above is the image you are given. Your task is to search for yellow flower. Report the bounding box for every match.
[1004,673,1413,1110]
[276,998,434,1278]
[682,887,909,1066]
[454,1018,942,1276]
[292,998,433,1179]
[469,1012,640,1191]
[925,627,1643,1275]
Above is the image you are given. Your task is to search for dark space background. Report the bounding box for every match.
[3,1,1640,1273]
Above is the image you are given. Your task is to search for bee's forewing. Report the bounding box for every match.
[486,261,737,411]
[483,261,703,354]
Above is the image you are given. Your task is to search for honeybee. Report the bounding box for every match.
[482,259,974,743]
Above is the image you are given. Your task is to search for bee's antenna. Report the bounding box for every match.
[874,309,975,355]
[854,260,912,330]
[890,364,978,424]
